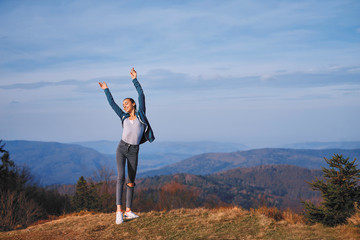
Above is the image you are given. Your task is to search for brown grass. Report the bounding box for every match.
[0,207,359,240]
[282,208,305,224]
[347,207,360,226]
[250,206,284,221]
[250,206,305,224]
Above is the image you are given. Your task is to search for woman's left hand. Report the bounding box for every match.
[130,67,137,80]
[98,82,108,89]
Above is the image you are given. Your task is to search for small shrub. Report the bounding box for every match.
[0,190,43,231]
[251,206,283,221]
[347,203,360,226]
[282,208,305,224]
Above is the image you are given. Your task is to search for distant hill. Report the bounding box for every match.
[137,164,323,212]
[3,140,115,185]
[73,140,248,155]
[139,148,360,177]
[74,140,248,173]
[71,140,119,155]
[3,140,247,185]
[283,141,360,149]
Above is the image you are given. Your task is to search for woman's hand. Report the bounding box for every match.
[130,67,137,80]
[98,82,108,90]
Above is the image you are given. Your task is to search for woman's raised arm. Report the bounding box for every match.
[130,68,146,113]
[99,81,125,119]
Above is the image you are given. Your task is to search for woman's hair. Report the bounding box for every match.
[124,98,136,110]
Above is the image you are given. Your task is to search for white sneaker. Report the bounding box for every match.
[124,211,139,219]
[116,211,123,224]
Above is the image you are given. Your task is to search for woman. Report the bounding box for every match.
[99,68,155,224]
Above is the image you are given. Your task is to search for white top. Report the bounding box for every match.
[121,117,145,145]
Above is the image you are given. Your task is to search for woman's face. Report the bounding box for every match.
[123,99,135,113]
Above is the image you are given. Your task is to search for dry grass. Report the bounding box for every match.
[250,206,305,224]
[0,207,359,240]
[348,208,360,226]
[250,206,284,221]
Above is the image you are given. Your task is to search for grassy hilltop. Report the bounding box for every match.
[1,207,359,240]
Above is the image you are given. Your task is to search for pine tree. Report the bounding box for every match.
[73,176,89,211]
[0,140,17,192]
[72,176,101,212]
[303,154,360,226]
[86,182,101,212]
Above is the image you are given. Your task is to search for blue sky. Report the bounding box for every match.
[0,0,359,147]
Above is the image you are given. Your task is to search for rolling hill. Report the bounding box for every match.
[74,140,248,172]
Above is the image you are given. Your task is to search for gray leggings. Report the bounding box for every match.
[116,140,139,208]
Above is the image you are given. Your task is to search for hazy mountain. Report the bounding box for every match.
[74,140,360,154]
[139,148,360,177]
[74,140,360,175]
[71,140,119,155]
[74,140,248,172]
[3,140,115,185]
[3,140,247,185]
[73,140,248,155]
[282,141,360,149]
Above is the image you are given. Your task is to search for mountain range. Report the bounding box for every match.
[283,141,360,149]
[74,140,360,154]
[73,140,248,155]
[2,139,360,185]
[2,140,247,185]
[73,140,248,172]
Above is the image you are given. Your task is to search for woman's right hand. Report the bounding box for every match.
[98,82,108,90]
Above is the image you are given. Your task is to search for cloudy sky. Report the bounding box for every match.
[1,0,359,147]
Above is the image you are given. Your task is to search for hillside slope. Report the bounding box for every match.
[139,148,360,177]
[136,165,323,212]
[1,208,358,240]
